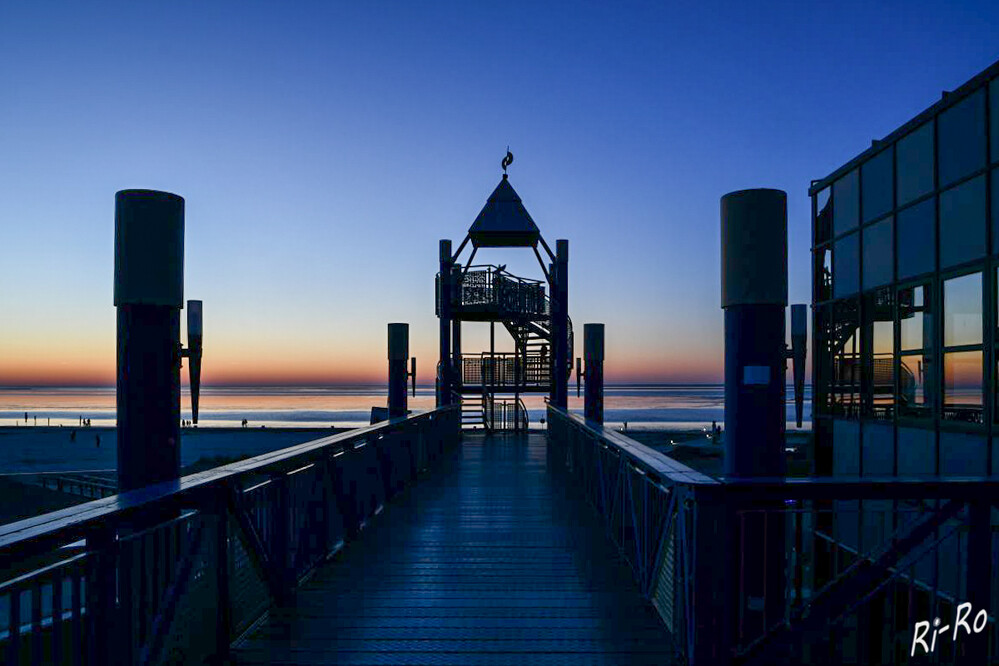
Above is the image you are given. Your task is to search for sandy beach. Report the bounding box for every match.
[0,425,347,476]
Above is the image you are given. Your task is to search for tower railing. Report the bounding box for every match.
[459,352,550,390]
[435,265,548,319]
[0,406,460,666]
[546,405,999,665]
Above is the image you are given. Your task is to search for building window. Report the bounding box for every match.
[896,198,935,279]
[899,284,933,418]
[862,216,893,289]
[815,187,832,244]
[943,272,983,347]
[862,147,894,223]
[897,122,935,207]
[991,79,999,164]
[833,169,859,236]
[816,246,832,302]
[943,351,983,422]
[995,266,999,424]
[938,89,987,189]
[830,299,861,417]
[942,271,984,423]
[992,170,999,255]
[833,232,859,298]
[864,288,894,420]
[939,175,986,269]
[815,305,833,415]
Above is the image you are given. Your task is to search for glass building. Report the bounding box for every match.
[811,59,999,478]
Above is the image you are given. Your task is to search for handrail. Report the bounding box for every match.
[516,397,529,431]
[0,406,461,664]
[551,407,717,486]
[546,405,999,664]
[0,408,458,562]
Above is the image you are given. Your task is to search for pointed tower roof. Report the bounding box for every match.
[467,175,541,247]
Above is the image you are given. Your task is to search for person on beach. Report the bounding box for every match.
[95,434,101,448]
[70,430,76,442]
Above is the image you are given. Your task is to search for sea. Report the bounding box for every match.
[0,384,811,431]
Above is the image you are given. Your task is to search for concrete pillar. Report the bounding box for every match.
[114,189,184,493]
[388,323,409,418]
[583,324,605,424]
[720,189,788,478]
[551,239,569,409]
[719,188,788,655]
[438,240,452,407]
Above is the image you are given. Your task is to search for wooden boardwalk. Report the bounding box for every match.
[233,431,675,665]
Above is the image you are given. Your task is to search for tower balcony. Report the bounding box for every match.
[437,265,549,322]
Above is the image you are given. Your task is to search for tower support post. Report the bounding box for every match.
[438,240,453,406]
[451,265,462,389]
[388,323,410,418]
[114,189,184,493]
[583,323,604,424]
[551,239,569,409]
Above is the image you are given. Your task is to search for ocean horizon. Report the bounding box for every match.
[0,384,812,431]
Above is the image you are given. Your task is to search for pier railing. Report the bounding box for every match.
[0,406,460,666]
[546,406,999,665]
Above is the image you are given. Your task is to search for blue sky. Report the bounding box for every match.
[1,1,997,384]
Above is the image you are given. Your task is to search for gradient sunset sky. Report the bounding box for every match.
[1,2,997,386]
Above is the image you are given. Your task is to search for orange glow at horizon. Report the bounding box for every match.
[1,335,727,386]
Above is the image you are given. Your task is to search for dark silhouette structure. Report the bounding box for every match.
[436,163,573,430]
[114,189,202,493]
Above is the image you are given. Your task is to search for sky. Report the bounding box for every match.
[1,1,998,386]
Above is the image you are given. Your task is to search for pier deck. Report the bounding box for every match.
[233,431,674,665]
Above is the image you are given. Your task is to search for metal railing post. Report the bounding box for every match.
[86,527,119,665]
[214,486,232,663]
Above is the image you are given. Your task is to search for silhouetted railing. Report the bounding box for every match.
[0,407,460,665]
[546,406,999,665]
[484,397,529,432]
[459,353,550,390]
[436,266,548,319]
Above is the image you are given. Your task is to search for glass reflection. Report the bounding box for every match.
[943,351,983,423]
[865,288,894,420]
[899,283,933,418]
[830,299,861,417]
[899,354,932,417]
[899,284,931,351]
[944,272,983,347]
[833,170,859,235]
[815,188,832,243]
[834,233,859,298]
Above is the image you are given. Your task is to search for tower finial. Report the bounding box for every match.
[502,147,513,178]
